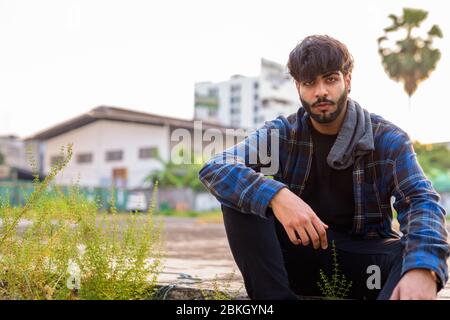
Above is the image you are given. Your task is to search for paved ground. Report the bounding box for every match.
[158,216,450,300]
[9,216,450,299]
[156,217,246,297]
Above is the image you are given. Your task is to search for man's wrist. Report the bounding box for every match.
[406,268,439,285]
[269,187,287,208]
[430,270,438,282]
[429,270,442,289]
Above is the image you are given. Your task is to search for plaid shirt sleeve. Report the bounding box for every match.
[198,120,287,219]
[391,133,450,288]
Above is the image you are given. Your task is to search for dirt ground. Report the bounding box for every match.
[10,216,450,299]
[156,216,246,297]
[158,216,450,300]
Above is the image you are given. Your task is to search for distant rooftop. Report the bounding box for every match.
[26,106,237,141]
[0,134,19,140]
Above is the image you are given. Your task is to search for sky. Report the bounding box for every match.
[0,0,449,143]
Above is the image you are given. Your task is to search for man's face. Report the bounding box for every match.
[295,71,351,124]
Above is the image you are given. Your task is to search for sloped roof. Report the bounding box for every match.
[25,106,235,141]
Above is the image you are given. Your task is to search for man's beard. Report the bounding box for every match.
[300,88,348,124]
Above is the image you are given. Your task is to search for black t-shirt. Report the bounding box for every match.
[300,123,355,233]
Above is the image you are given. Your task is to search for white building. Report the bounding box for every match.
[0,135,41,180]
[194,58,299,129]
[0,135,39,170]
[26,106,241,190]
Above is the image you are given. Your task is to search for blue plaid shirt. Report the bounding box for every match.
[199,106,449,288]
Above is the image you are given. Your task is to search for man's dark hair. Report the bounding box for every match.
[287,35,354,83]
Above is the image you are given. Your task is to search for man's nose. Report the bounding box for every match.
[314,82,328,98]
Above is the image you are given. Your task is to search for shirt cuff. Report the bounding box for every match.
[250,178,287,219]
[402,256,447,291]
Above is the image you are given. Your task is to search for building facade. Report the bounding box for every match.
[194,58,299,129]
[0,135,40,170]
[0,135,41,180]
[26,106,242,190]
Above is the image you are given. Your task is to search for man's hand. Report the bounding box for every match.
[270,187,328,250]
[390,269,438,300]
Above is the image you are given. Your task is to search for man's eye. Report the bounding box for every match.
[303,81,313,86]
[327,77,337,83]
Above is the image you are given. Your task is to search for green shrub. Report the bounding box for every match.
[200,270,244,300]
[0,144,163,300]
[316,241,352,299]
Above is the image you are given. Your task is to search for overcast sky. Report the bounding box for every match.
[0,0,448,143]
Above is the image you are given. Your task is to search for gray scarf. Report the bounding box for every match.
[327,98,374,170]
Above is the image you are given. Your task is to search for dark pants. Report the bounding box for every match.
[221,205,404,300]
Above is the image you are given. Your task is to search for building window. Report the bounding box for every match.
[231,119,240,127]
[230,108,240,115]
[230,85,241,93]
[208,88,218,97]
[106,150,123,162]
[254,93,259,101]
[50,155,64,167]
[230,96,241,104]
[254,82,259,89]
[208,109,217,117]
[76,153,93,164]
[139,147,158,160]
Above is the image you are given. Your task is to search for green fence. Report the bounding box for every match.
[0,180,131,212]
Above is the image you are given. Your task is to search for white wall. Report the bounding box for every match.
[260,100,299,123]
[217,76,258,129]
[259,60,299,124]
[194,59,300,129]
[216,81,231,127]
[238,76,258,129]
[0,138,33,170]
[43,120,170,188]
[194,82,220,124]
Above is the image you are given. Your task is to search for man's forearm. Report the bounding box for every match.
[199,153,286,217]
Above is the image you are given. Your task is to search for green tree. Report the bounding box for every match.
[0,151,4,165]
[414,142,450,180]
[145,148,205,192]
[377,8,443,109]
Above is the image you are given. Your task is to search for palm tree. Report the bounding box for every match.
[145,148,205,192]
[377,8,443,110]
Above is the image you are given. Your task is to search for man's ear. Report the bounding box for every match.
[294,80,301,91]
[345,73,352,93]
